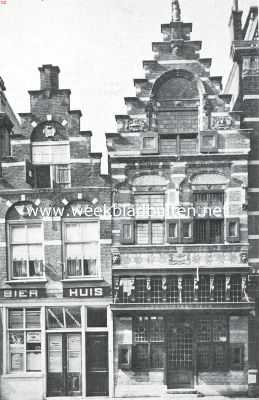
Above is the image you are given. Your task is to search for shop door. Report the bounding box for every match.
[167,320,194,389]
[47,333,82,397]
[86,333,108,396]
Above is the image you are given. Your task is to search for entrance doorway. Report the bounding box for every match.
[47,333,82,397]
[167,319,194,389]
[86,333,109,396]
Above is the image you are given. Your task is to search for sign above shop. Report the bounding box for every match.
[63,287,110,298]
[0,288,46,298]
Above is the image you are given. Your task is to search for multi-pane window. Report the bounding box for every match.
[214,275,226,303]
[159,135,197,155]
[182,276,194,303]
[135,194,165,245]
[167,277,179,303]
[135,278,148,303]
[133,316,164,370]
[64,222,99,278]
[198,275,210,302]
[9,224,44,279]
[136,222,164,245]
[135,194,164,219]
[197,317,227,371]
[8,308,41,372]
[46,307,81,329]
[55,165,70,186]
[193,192,224,205]
[151,278,163,303]
[230,275,242,303]
[194,220,223,244]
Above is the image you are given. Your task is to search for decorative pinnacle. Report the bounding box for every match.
[171,0,181,22]
[233,0,239,11]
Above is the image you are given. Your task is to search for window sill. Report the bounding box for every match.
[62,276,104,282]
[2,372,43,379]
[5,279,47,284]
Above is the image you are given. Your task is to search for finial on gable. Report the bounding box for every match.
[171,0,181,22]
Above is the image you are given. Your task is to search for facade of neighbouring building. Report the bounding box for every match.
[225,4,259,396]
[0,65,112,400]
[107,1,258,397]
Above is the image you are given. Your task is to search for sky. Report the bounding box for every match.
[0,0,256,167]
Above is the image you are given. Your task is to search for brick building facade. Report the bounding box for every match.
[0,65,112,399]
[107,0,258,397]
[0,1,258,399]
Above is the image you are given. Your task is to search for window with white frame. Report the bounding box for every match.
[9,224,44,279]
[8,308,41,373]
[64,222,99,278]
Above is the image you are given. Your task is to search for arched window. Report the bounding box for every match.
[6,202,44,280]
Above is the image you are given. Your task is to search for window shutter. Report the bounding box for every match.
[166,220,179,244]
[180,219,193,244]
[25,160,35,187]
[200,131,218,153]
[226,218,240,243]
[120,220,135,244]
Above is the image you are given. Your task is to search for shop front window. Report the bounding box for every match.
[8,308,41,373]
[133,316,164,371]
[197,317,228,371]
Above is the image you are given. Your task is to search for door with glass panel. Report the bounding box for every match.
[47,333,82,396]
[46,307,82,397]
[167,318,194,389]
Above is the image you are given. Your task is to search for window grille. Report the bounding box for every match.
[230,275,242,303]
[167,277,179,303]
[182,276,194,302]
[197,317,227,371]
[198,275,210,302]
[136,223,149,244]
[193,192,224,204]
[214,275,226,303]
[151,278,163,303]
[135,278,148,303]
[133,316,164,370]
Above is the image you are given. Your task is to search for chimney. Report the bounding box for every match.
[39,64,60,90]
[229,0,243,41]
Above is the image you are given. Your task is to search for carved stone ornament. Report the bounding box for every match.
[112,252,121,265]
[128,118,147,132]
[211,114,234,130]
[43,124,56,137]
[240,252,248,264]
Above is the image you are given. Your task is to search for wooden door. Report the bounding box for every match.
[86,333,108,396]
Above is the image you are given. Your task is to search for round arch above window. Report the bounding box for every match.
[63,200,99,219]
[191,173,229,186]
[152,69,199,101]
[6,201,41,220]
[132,175,169,187]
